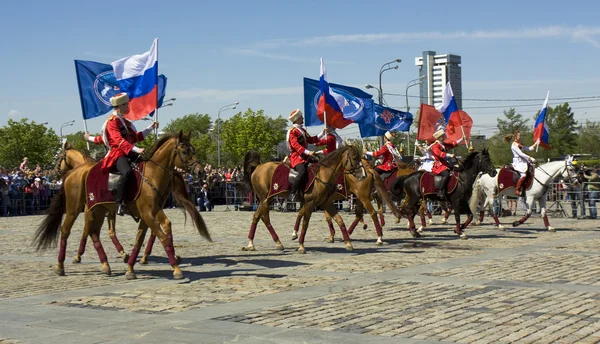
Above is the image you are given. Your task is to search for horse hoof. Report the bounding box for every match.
[328,236,335,243]
[101,266,112,276]
[55,267,65,276]
[125,271,137,280]
[376,240,383,246]
[363,224,368,230]
[417,226,424,233]
[460,233,468,240]
[512,221,520,227]
[173,272,184,280]
[428,220,434,225]
[122,254,130,264]
[297,247,306,254]
[275,243,285,251]
[474,220,481,226]
[345,244,354,251]
[441,219,447,224]
[291,233,298,241]
[548,226,556,232]
[72,256,81,264]
[242,246,256,251]
[140,257,149,264]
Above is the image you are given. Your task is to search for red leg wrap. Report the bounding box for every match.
[77,237,87,256]
[543,215,550,228]
[144,235,156,257]
[111,234,124,253]
[128,246,140,266]
[348,218,360,235]
[328,221,335,237]
[266,224,279,242]
[93,241,108,263]
[340,225,350,242]
[58,239,67,263]
[248,223,257,240]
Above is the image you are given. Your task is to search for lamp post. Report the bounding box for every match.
[404,75,425,154]
[366,58,402,145]
[217,101,239,167]
[60,120,75,143]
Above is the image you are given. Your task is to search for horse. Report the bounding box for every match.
[33,131,211,280]
[469,157,579,231]
[56,141,188,265]
[291,158,402,246]
[242,145,365,253]
[391,149,497,239]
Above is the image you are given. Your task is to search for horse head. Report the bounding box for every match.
[343,145,366,181]
[479,148,497,177]
[563,157,580,186]
[172,130,202,175]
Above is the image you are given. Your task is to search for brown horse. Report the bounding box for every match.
[34,132,211,280]
[56,142,187,265]
[292,158,401,245]
[242,145,365,253]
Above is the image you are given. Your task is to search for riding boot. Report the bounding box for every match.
[437,175,449,199]
[515,176,526,195]
[116,175,129,216]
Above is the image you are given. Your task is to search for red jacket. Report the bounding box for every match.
[431,140,459,174]
[370,142,397,172]
[288,126,320,168]
[100,114,144,172]
[316,133,337,155]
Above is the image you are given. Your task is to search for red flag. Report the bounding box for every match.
[445,110,472,144]
[417,104,445,142]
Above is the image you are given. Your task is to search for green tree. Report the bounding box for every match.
[496,108,530,136]
[64,131,106,159]
[0,118,60,168]
[534,102,578,161]
[485,109,533,166]
[577,120,600,154]
[163,113,213,137]
[220,109,287,166]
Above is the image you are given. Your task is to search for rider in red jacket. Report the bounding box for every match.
[364,131,401,176]
[315,125,342,156]
[286,109,320,201]
[430,127,463,198]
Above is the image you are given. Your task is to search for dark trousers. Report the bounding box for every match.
[290,163,307,194]
[115,157,133,203]
[438,170,449,190]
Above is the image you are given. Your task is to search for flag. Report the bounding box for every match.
[446,110,473,143]
[75,60,167,120]
[74,60,120,120]
[358,105,413,138]
[303,77,374,127]
[316,58,353,128]
[436,82,459,123]
[111,38,158,121]
[417,104,446,142]
[534,91,551,150]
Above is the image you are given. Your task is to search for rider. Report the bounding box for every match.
[431,126,464,198]
[315,124,343,156]
[287,109,320,202]
[417,140,434,172]
[504,130,540,195]
[363,131,401,177]
[84,93,158,216]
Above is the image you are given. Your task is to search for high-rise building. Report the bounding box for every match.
[415,51,462,110]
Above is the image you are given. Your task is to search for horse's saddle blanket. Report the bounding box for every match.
[382,168,398,192]
[420,171,459,196]
[498,166,534,193]
[268,163,347,199]
[85,161,144,209]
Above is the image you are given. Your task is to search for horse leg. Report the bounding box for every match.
[459,200,472,240]
[539,195,554,232]
[512,196,532,227]
[72,223,89,264]
[348,201,364,235]
[243,201,266,251]
[298,203,314,254]
[324,210,335,243]
[441,208,451,224]
[406,201,420,238]
[261,205,284,250]
[426,206,434,225]
[56,212,78,276]
[87,210,111,275]
[377,195,386,227]
[324,204,353,251]
[125,224,149,280]
[140,211,184,280]
[417,201,427,233]
[363,200,384,245]
[453,203,463,237]
[291,206,304,241]
[106,210,129,263]
[139,224,154,264]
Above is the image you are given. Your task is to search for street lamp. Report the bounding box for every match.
[405,75,425,113]
[60,120,75,142]
[217,101,239,167]
[366,59,402,145]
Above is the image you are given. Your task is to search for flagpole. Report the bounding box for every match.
[413,139,418,156]
[458,111,469,149]
[154,38,159,141]
[74,60,91,150]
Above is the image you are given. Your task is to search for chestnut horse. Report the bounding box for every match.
[34,132,211,280]
[292,158,402,245]
[56,141,190,265]
[242,145,365,253]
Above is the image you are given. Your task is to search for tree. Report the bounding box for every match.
[0,118,60,169]
[64,131,106,159]
[220,109,288,166]
[531,102,578,161]
[577,121,600,154]
[496,108,530,136]
[483,109,533,166]
[162,113,213,138]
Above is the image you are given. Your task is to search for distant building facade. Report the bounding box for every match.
[415,51,462,110]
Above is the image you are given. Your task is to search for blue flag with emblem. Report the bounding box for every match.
[358,105,413,138]
[74,60,167,120]
[303,77,375,127]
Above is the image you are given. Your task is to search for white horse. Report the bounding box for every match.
[470,157,579,232]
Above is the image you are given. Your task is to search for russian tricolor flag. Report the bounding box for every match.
[436,82,459,123]
[317,58,352,129]
[534,91,551,150]
[111,39,158,121]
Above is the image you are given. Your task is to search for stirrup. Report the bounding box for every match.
[117,203,127,216]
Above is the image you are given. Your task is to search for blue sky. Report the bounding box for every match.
[2,0,600,140]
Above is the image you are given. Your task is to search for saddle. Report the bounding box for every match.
[420,171,460,196]
[498,164,534,194]
[268,163,316,199]
[86,161,144,210]
[382,168,398,192]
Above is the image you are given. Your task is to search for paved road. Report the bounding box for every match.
[1,206,599,343]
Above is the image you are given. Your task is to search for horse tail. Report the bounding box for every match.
[469,174,484,214]
[370,170,403,219]
[390,174,409,200]
[171,174,212,242]
[243,151,261,192]
[32,185,66,251]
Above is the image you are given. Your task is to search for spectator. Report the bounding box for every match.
[197,183,213,211]
[0,179,10,216]
[583,166,600,219]
[19,157,29,173]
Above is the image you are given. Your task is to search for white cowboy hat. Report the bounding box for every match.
[289,109,303,123]
[433,128,446,140]
[384,131,394,140]
[110,93,129,107]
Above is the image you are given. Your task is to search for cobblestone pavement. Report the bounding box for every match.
[0,206,599,343]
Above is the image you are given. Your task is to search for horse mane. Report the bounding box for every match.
[143,132,182,159]
[315,145,356,171]
[461,150,481,171]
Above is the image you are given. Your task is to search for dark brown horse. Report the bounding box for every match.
[34,132,211,280]
[242,146,365,253]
